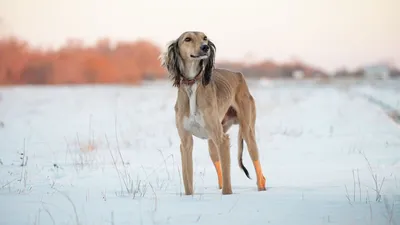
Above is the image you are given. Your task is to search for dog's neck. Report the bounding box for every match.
[181,60,203,86]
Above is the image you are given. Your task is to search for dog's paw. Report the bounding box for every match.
[222,187,233,195]
[257,175,266,191]
[258,186,267,191]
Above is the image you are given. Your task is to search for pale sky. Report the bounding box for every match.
[0,0,399,72]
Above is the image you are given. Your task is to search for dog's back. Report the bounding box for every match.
[211,68,251,103]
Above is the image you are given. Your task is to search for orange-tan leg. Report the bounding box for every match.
[213,161,223,189]
[253,160,266,191]
[208,139,222,189]
[237,93,267,191]
[243,131,267,191]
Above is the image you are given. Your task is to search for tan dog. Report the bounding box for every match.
[160,31,266,195]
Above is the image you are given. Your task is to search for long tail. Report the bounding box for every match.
[238,130,251,179]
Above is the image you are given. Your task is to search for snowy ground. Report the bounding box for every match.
[0,79,400,225]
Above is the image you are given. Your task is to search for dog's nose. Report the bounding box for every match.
[200,44,209,52]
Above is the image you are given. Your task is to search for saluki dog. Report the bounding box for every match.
[160,31,266,195]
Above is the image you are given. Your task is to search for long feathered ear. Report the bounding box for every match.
[159,40,184,87]
[202,40,216,86]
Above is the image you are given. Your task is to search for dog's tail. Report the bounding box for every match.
[238,130,251,179]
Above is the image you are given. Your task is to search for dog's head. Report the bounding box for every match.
[159,31,216,87]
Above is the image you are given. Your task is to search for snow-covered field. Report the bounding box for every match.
[1,79,400,225]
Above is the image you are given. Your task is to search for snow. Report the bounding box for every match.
[0,79,400,225]
[351,84,400,111]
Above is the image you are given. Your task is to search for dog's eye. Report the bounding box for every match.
[184,37,192,42]
[203,36,207,41]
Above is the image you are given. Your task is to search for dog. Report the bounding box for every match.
[159,31,266,195]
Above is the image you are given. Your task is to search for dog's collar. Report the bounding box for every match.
[180,68,203,86]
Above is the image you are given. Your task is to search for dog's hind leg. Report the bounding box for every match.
[204,112,233,195]
[236,92,266,191]
[208,140,223,189]
[214,132,232,195]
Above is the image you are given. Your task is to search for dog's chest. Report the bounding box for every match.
[182,83,208,139]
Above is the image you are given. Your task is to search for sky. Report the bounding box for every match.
[0,0,399,72]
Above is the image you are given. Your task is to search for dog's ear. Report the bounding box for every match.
[159,39,184,87]
[202,40,216,86]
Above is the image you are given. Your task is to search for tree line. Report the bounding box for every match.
[3,36,394,86]
[0,37,166,85]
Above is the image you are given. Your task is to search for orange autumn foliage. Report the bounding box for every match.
[0,37,166,85]
[0,36,331,86]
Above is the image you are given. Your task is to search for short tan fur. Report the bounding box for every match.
[159,31,266,195]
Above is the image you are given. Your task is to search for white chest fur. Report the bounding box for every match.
[183,83,208,139]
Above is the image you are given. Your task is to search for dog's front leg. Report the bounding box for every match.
[177,125,194,195]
